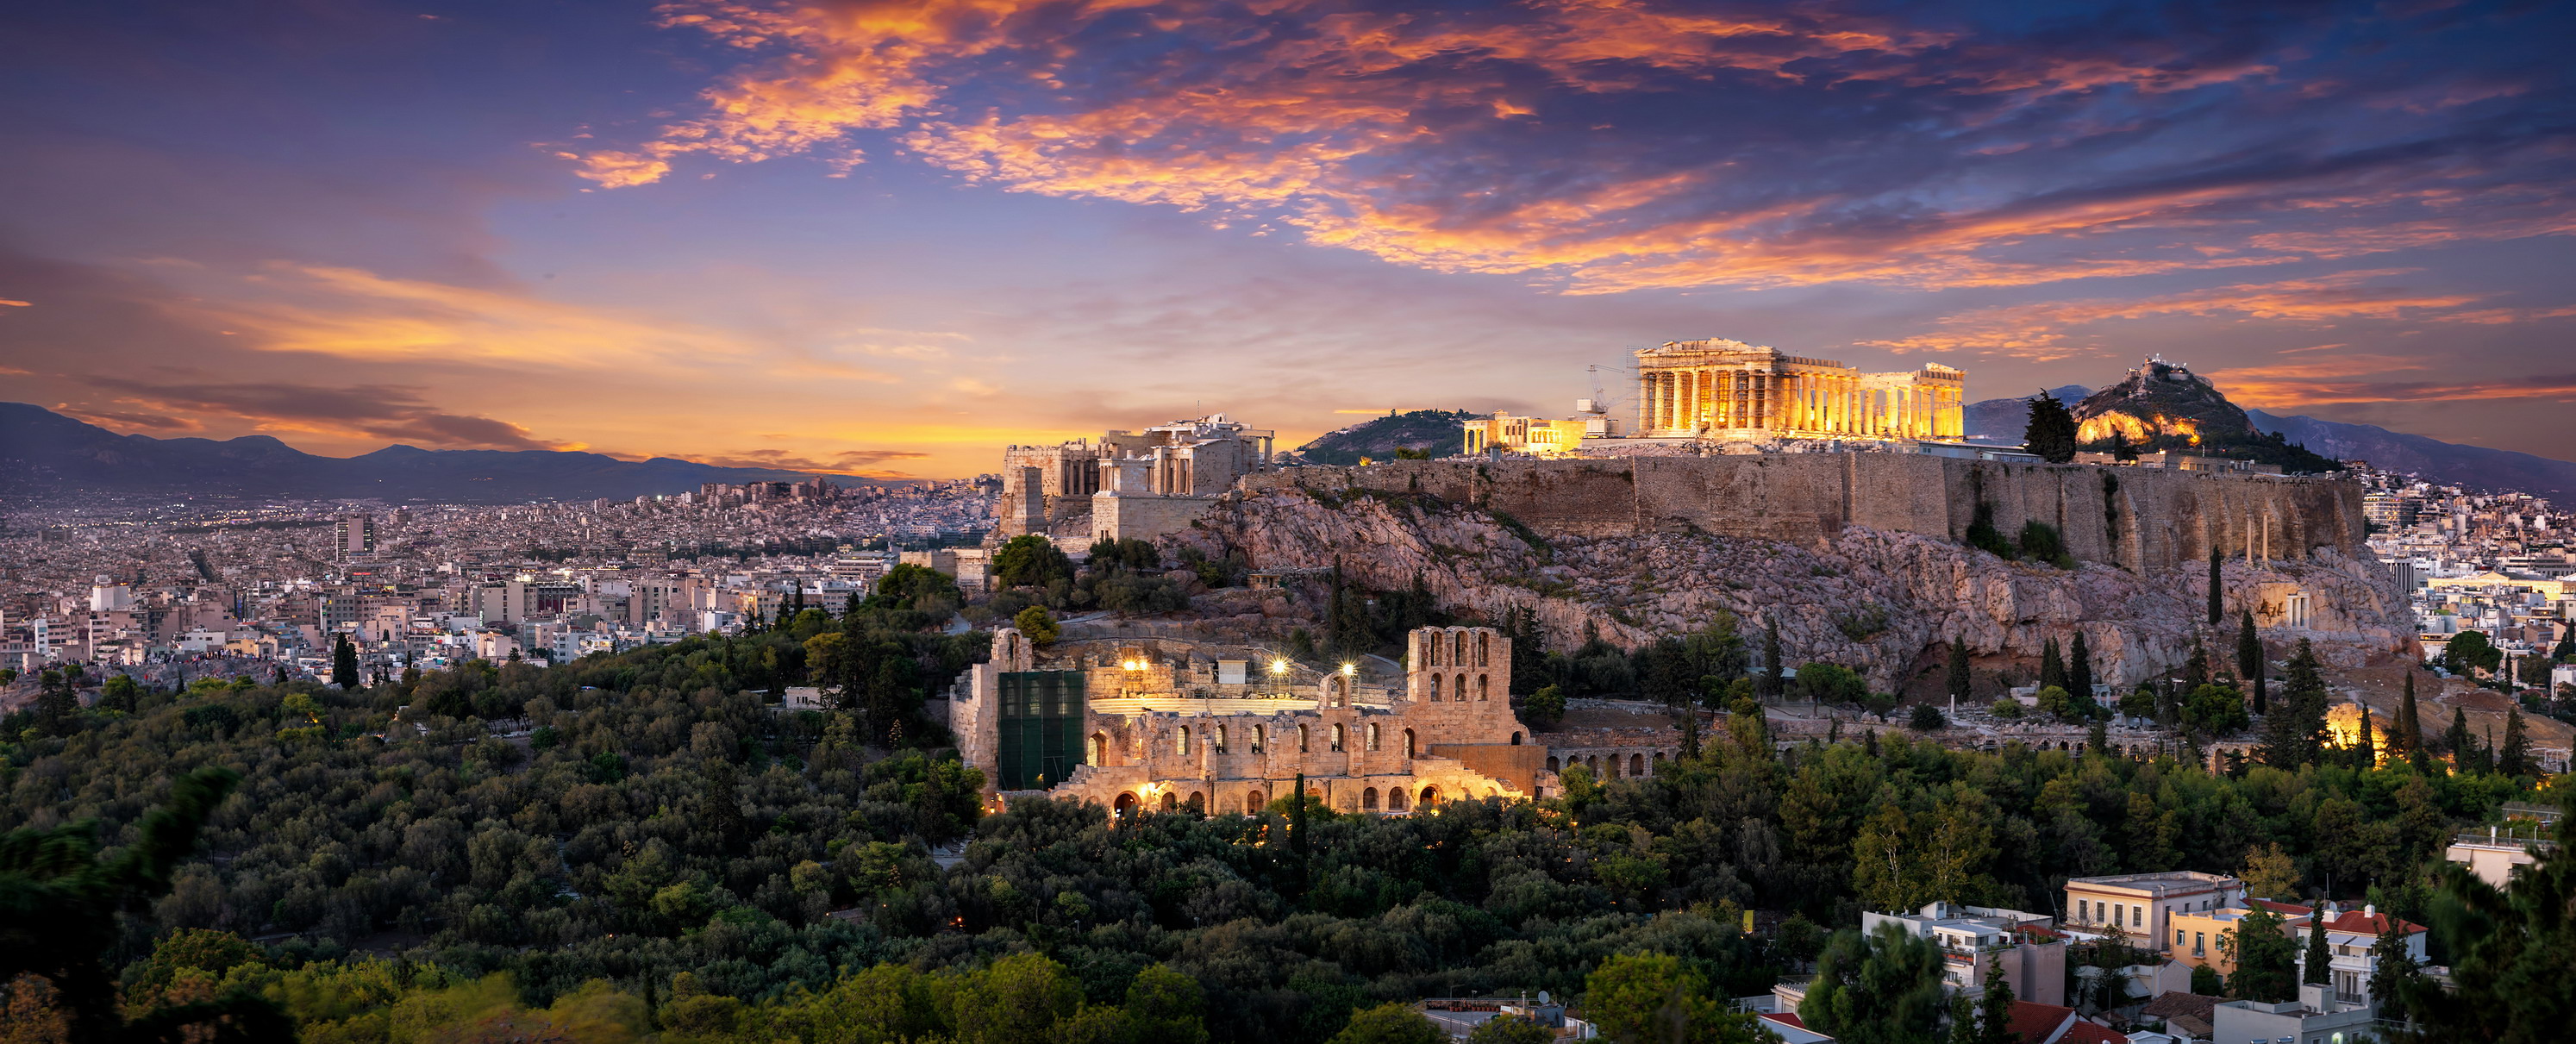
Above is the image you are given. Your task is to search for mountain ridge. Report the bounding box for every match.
[1960,388,2576,501]
[0,402,894,503]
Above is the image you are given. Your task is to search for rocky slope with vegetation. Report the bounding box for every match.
[1179,482,2417,694]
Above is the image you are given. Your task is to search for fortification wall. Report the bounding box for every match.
[1235,455,2364,572]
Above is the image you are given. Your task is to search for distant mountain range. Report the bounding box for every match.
[1961,387,2576,502]
[0,402,868,503]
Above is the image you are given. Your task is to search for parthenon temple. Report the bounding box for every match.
[1635,339,1965,441]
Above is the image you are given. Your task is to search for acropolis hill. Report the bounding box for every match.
[1183,454,2412,693]
[1237,453,2367,572]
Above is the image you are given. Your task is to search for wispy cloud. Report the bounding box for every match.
[1860,271,2505,361]
[78,377,578,451]
[578,0,2576,292]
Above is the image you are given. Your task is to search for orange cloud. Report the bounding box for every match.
[578,0,2576,293]
[159,263,894,380]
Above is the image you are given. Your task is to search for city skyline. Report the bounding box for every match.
[5,0,2574,478]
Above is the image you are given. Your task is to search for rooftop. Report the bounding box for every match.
[2065,871,2241,897]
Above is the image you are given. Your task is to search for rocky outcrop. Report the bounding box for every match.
[1177,484,2414,691]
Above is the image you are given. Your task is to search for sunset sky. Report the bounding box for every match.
[4,0,2573,478]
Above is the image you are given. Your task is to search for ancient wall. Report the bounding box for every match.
[1235,455,2365,571]
[1091,491,1222,543]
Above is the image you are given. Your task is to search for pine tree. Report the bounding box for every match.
[2185,639,2210,690]
[2208,544,2224,626]
[1947,637,1973,703]
[2040,636,2066,694]
[2238,610,2266,715]
[2498,708,2531,777]
[2303,900,2330,985]
[2067,630,2095,710]
[2023,391,2079,463]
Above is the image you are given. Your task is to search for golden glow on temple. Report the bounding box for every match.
[1634,339,1964,441]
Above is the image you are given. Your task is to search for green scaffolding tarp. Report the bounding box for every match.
[996,671,1085,791]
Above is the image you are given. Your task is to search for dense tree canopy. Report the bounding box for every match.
[0,614,2556,1041]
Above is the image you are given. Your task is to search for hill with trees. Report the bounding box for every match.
[1290,409,1475,465]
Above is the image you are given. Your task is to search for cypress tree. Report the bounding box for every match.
[2442,706,2473,772]
[2354,701,2376,770]
[2285,639,2329,766]
[1290,772,1310,897]
[2067,630,2095,710]
[1976,953,2016,1044]
[2498,707,2531,777]
[2040,636,2066,694]
[2238,610,2266,715]
[2208,544,2224,626]
[2391,673,2420,759]
[1948,637,1973,703]
[332,635,359,689]
[2185,639,2210,690]
[1759,626,1784,702]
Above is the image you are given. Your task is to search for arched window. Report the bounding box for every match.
[1362,787,1379,810]
[1331,723,1346,752]
[1404,728,1416,758]
[1298,724,1310,752]
[1176,729,1190,756]
[1428,674,1441,701]
[1419,785,1440,807]
[1388,789,1408,811]
[1215,724,1228,753]
[1455,673,1467,700]
[1087,732,1105,764]
[1476,632,1489,666]
[1629,753,1645,776]
[1547,756,1560,772]
[1366,723,1380,751]
[1453,631,1465,665]
[1253,724,1266,753]
[1160,791,1176,811]
[1476,675,1488,701]
[1244,789,1265,814]
[1115,791,1139,819]
[1426,635,1441,666]
[1187,791,1204,811]
[1586,754,1600,773]
[1510,732,1522,746]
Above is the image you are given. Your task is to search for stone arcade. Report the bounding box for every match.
[951,625,1546,816]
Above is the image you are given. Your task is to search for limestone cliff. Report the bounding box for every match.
[1175,483,2415,692]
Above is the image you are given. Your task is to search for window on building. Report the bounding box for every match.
[1177,729,1190,756]
[1366,723,1379,751]
[2133,906,2142,928]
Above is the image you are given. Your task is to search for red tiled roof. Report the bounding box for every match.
[2323,909,2426,935]
[2251,899,2311,916]
[2060,1022,2128,1044]
[2007,1001,2078,1044]
[1760,1012,1807,1029]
